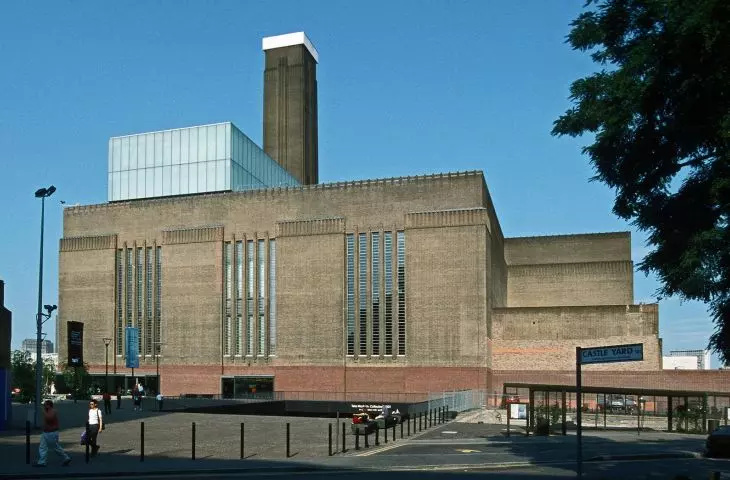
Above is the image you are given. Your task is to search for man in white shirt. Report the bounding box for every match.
[87,399,103,456]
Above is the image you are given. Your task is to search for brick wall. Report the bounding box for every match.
[504,232,631,265]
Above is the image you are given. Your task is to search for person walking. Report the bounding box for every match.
[34,400,72,467]
[116,387,122,409]
[86,399,103,457]
[132,384,141,412]
[102,391,112,415]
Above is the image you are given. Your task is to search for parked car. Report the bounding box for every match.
[706,425,730,458]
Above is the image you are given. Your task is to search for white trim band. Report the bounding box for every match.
[262,32,319,63]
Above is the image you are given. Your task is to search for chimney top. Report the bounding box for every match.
[262,32,319,63]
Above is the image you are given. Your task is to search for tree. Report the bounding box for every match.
[60,362,90,401]
[9,350,56,402]
[552,0,730,363]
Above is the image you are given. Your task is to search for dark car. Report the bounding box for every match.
[706,425,730,458]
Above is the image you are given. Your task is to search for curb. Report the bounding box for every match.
[586,451,703,462]
[0,464,337,480]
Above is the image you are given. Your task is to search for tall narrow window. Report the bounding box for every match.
[246,240,254,355]
[346,234,355,355]
[126,248,133,355]
[116,249,123,355]
[235,241,243,356]
[145,247,153,356]
[257,239,266,356]
[397,231,406,355]
[384,232,393,355]
[155,246,162,349]
[136,247,143,355]
[371,232,380,356]
[223,242,232,356]
[358,233,367,356]
[268,239,276,356]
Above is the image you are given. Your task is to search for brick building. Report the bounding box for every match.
[56,32,727,397]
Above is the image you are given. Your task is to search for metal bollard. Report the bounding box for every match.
[355,429,360,450]
[85,422,90,464]
[328,423,333,456]
[365,429,369,448]
[342,422,346,453]
[140,422,145,462]
[192,422,196,460]
[384,423,388,443]
[401,419,404,439]
[408,415,411,436]
[25,421,30,465]
[241,423,245,459]
[375,425,380,446]
[286,423,290,458]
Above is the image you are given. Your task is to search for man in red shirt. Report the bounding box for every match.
[34,400,71,467]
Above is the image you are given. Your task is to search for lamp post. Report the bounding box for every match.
[34,185,56,428]
[103,338,112,392]
[154,342,164,394]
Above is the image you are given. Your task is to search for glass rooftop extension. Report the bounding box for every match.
[108,122,300,201]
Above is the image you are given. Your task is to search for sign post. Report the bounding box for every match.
[576,343,643,478]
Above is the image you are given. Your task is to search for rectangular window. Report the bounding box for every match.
[136,247,143,355]
[145,247,153,356]
[258,239,266,356]
[116,249,123,355]
[268,239,276,356]
[358,233,367,356]
[126,248,133,355]
[346,234,355,355]
[235,241,243,356]
[384,232,393,355]
[155,246,162,350]
[397,231,406,355]
[223,242,232,356]
[246,240,254,356]
[371,232,380,356]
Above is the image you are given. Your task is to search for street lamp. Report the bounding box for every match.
[34,184,56,428]
[154,342,164,394]
[103,338,112,392]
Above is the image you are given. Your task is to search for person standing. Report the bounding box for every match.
[116,387,122,409]
[102,391,112,415]
[34,400,71,467]
[156,392,164,411]
[87,399,103,456]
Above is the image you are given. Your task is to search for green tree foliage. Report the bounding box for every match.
[60,362,90,400]
[9,350,56,402]
[552,0,730,362]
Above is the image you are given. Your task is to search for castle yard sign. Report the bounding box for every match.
[579,343,643,365]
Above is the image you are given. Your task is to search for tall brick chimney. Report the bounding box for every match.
[262,32,319,185]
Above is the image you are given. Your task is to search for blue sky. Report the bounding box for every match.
[0,1,719,366]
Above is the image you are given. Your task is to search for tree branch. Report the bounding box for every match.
[677,153,714,169]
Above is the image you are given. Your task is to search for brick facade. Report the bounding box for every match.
[57,171,701,397]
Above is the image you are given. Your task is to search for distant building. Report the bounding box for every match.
[663,349,711,370]
[27,352,58,369]
[21,339,54,355]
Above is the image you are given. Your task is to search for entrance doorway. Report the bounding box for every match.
[221,376,274,399]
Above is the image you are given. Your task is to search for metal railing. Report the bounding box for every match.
[428,389,487,412]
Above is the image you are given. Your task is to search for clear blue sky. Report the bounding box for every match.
[0,1,719,366]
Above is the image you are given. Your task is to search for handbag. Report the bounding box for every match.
[80,430,88,445]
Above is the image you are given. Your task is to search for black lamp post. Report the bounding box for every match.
[103,338,112,392]
[33,184,56,428]
[154,342,163,393]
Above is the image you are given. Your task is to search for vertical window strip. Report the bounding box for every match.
[155,246,162,351]
[136,247,143,355]
[257,239,265,356]
[384,232,393,355]
[116,249,123,355]
[397,231,406,355]
[224,242,232,356]
[358,233,367,356]
[235,241,243,356]
[126,248,133,355]
[268,239,276,356]
[246,240,254,355]
[371,232,380,356]
[346,234,355,355]
[145,247,153,356]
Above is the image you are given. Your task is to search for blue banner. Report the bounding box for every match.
[125,327,140,368]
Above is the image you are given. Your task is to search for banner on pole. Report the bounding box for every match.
[67,321,84,367]
[125,327,139,368]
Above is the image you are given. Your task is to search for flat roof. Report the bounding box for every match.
[262,32,319,63]
[504,382,730,398]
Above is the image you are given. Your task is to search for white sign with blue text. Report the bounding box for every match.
[579,343,643,365]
